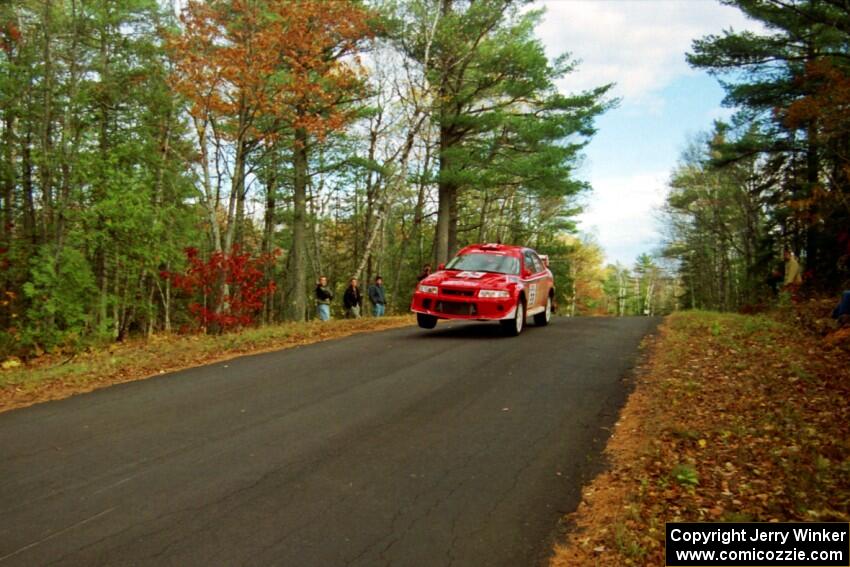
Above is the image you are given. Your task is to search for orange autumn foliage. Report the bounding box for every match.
[1,21,21,55]
[786,59,850,185]
[166,0,376,142]
[777,58,850,226]
[574,279,607,316]
[786,59,850,140]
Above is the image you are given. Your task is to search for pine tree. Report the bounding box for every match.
[391,0,612,264]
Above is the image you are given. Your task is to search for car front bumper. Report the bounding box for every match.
[410,292,516,320]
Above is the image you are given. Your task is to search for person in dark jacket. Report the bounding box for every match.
[343,277,363,319]
[417,264,432,282]
[766,262,784,295]
[315,276,333,321]
[368,276,386,317]
[832,290,850,328]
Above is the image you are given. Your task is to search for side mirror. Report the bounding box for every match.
[438,263,445,271]
[521,269,532,279]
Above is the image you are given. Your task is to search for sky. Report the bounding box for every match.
[532,0,761,266]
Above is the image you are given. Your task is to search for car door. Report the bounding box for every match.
[522,250,545,310]
[532,251,553,304]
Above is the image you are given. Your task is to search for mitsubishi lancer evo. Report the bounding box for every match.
[411,243,555,336]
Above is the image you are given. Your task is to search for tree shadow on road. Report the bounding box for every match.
[410,320,547,339]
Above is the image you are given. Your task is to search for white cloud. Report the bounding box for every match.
[534,0,760,104]
[577,171,669,265]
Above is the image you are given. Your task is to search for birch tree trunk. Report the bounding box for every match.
[285,127,309,321]
[193,118,222,253]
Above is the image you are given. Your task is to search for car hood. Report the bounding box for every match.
[422,270,515,289]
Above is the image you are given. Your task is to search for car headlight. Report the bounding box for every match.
[478,289,510,298]
[418,285,438,294]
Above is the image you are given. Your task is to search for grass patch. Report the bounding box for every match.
[551,311,850,566]
[671,463,699,487]
[0,316,413,413]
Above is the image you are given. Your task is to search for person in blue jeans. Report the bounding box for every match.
[833,290,850,327]
[368,275,386,317]
[315,276,333,321]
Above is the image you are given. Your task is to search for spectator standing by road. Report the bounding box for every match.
[343,277,363,319]
[784,249,803,287]
[780,249,803,303]
[368,276,387,317]
[417,264,432,282]
[782,248,803,287]
[315,276,333,321]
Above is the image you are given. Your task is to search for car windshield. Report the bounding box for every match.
[445,253,520,275]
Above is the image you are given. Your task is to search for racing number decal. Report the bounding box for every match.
[528,283,537,306]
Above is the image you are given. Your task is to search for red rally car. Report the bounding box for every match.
[411,243,555,336]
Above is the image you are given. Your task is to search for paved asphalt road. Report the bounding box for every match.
[0,316,658,567]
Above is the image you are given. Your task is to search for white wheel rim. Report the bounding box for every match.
[516,303,524,333]
[545,297,551,322]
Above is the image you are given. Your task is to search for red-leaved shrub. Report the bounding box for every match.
[163,246,278,332]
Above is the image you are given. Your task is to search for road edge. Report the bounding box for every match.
[0,316,414,414]
[538,317,662,566]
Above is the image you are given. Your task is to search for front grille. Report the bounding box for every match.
[436,301,477,316]
[442,288,475,297]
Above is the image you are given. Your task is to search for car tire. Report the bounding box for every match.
[501,299,525,336]
[534,295,552,326]
[417,313,438,329]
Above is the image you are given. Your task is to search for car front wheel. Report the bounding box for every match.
[417,313,438,329]
[501,300,525,336]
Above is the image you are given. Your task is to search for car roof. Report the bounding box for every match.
[456,243,527,256]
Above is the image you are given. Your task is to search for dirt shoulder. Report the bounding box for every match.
[0,316,413,414]
[551,311,850,566]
